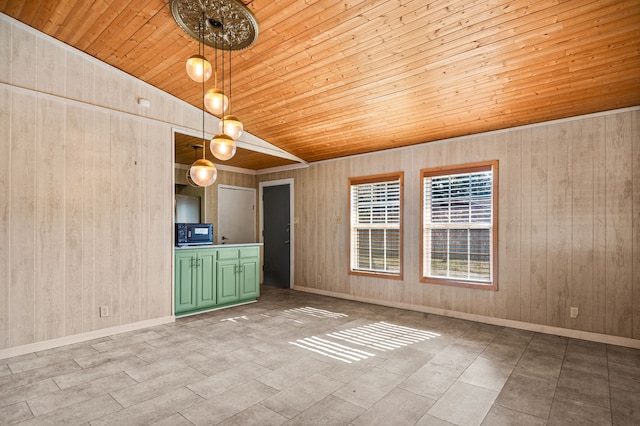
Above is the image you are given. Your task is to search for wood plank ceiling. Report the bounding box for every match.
[2,0,639,166]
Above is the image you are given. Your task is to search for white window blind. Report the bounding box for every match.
[350,175,402,276]
[422,164,495,285]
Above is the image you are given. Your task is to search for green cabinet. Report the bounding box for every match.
[175,245,261,316]
[174,249,217,315]
[216,246,260,305]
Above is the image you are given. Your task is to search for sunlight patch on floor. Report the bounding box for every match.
[290,321,440,363]
[283,306,349,319]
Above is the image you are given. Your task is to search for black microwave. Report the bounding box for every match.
[175,223,213,246]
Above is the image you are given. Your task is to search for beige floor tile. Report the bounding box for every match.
[262,373,344,419]
[554,366,610,408]
[458,356,514,391]
[332,367,403,409]
[187,361,272,399]
[495,373,555,419]
[18,394,122,426]
[481,405,546,426]
[377,347,436,377]
[150,413,194,426]
[562,349,609,377]
[547,396,612,426]
[429,342,484,373]
[0,401,33,424]
[399,362,460,400]
[608,361,640,392]
[28,372,134,416]
[352,388,434,426]
[0,378,59,408]
[513,348,564,382]
[92,387,203,426]
[283,394,364,426]
[7,345,97,374]
[73,342,156,369]
[0,359,80,390]
[124,357,204,383]
[53,356,147,389]
[111,367,207,408]
[181,380,278,425]
[415,413,457,425]
[607,345,640,368]
[218,404,287,426]
[611,386,640,426]
[427,380,498,426]
[256,356,329,391]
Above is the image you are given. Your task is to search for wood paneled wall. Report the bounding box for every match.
[259,108,640,340]
[0,16,208,351]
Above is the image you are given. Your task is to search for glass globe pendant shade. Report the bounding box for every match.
[204,88,229,115]
[189,158,217,187]
[210,133,237,161]
[185,55,212,83]
[218,115,243,140]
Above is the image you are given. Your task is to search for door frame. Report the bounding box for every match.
[217,184,257,244]
[259,178,294,288]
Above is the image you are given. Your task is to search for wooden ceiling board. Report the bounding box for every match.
[2,0,638,165]
[174,132,299,170]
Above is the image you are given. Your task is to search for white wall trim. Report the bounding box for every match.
[293,286,640,349]
[259,178,295,288]
[215,164,257,175]
[257,162,310,175]
[0,316,175,360]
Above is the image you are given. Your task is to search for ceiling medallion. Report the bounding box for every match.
[170,0,258,50]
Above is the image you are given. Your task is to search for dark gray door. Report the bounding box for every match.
[263,184,290,288]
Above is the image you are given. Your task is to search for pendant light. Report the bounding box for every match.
[218,42,243,140]
[204,25,228,115]
[186,55,212,83]
[210,132,236,161]
[189,14,217,187]
[185,19,211,83]
[211,17,237,161]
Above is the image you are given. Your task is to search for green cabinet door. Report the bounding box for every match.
[197,250,217,309]
[239,255,259,299]
[217,258,240,304]
[175,250,197,313]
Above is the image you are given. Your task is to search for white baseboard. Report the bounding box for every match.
[0,316,175,360]
[293,286,640,349]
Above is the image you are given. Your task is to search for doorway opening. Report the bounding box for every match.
[218,185,256,244]
[259,179,294,288]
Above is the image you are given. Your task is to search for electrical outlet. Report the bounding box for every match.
[570,306,578,318]
[317,274,322,283]
[100,306,110,318]
[336,215,342,224]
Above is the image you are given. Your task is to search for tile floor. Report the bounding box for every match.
[1,286,639,425]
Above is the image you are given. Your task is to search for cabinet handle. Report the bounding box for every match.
[191,257,196,268]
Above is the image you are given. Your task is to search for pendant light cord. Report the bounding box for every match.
[201,13,206,159]
[221,13,225,129]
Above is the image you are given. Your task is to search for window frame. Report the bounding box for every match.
[420,161,498,290]
[348,172,404,280]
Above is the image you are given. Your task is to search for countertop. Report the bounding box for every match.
[174,243,263,250]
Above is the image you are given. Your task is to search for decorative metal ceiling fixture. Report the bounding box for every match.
[170,0,259,51]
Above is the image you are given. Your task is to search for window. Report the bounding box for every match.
[349,173,403,279]
[421,161,498,290]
